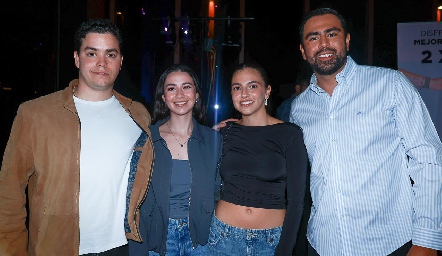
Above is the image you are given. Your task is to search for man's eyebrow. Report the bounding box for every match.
[324,27,341,34]
[305,31,320,39]
[83,46,119,53]
[84,46,97,51]
[305,27,342,39]
[106,48,119,53]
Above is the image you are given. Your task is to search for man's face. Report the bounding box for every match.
[299,14,350,76]
[74,33,123,94]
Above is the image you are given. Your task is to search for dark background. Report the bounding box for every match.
[0,0,440,156]
[0,2,441,255]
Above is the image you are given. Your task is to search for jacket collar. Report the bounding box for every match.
[63,79,133,113]
[63,79,151,135]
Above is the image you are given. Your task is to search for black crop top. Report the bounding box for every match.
[219,121,309,255]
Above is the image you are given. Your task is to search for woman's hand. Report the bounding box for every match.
[212,118,239,131]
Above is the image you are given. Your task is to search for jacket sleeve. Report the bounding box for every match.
[0,105,34,255]
[128,209,150,256]
[275,126,309,256]
[214,131,223,203]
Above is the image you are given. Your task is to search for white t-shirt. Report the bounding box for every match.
[74,95,142,254]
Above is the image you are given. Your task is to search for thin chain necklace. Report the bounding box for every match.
[166,122,190,147]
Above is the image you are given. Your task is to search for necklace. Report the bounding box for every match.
[166,122,190,147]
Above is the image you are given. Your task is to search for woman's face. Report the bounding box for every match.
[231,67,270,117]
[162,71,198,117]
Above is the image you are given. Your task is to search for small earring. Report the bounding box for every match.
[265,98,268,106]
[195,98,198,103]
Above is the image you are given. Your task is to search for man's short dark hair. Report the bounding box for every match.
[298,7,348,45]
[74,18,123,54]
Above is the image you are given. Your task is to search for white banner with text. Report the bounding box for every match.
[397,22,442,137]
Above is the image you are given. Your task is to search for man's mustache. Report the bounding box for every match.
[315,47,336,57]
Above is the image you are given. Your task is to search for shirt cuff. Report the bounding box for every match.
[412,225,442,250]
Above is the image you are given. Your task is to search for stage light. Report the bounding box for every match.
[160,17,172,35]
[179,15,193,46]
[160,16,175,46]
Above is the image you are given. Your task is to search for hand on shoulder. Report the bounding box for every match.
[212,118,239,131]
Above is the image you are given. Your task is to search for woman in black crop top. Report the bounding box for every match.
[208,62,309,256]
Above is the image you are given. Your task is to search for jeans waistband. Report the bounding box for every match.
[212,214,282,239]
[168,217,189,227]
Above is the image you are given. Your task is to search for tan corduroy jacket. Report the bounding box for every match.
[0,79,154,256]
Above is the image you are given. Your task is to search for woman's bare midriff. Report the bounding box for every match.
[215,200,286,229]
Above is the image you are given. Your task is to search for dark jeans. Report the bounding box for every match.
[81,244,129,256]
[308,241,412,256]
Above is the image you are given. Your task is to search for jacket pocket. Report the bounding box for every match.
[140,200,162,248]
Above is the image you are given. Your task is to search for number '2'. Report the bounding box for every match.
[421,50,442,63]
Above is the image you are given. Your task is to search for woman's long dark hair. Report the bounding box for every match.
[152,64,207,125]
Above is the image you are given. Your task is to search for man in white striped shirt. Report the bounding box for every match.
[290,7,442,256]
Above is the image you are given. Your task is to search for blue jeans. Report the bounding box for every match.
[148,218,209,256]
[208,215,282,256]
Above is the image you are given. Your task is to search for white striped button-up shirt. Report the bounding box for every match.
[291,56,442,256]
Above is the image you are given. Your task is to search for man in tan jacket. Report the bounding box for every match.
[0,18,154,256]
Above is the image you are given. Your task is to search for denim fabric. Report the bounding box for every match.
[132,118,223,256]
[148,218,209,256]
[208,215,282,256]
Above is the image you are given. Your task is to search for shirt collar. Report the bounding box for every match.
[310,55,356,93]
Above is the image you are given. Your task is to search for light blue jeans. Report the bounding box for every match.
[148,218,209,256]
[208,215,282,256]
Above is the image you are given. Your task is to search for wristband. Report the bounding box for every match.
[423,77,430,89]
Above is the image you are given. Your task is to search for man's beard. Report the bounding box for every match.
[308,48,347,76]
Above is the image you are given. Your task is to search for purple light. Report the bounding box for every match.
[141,7,145,15]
